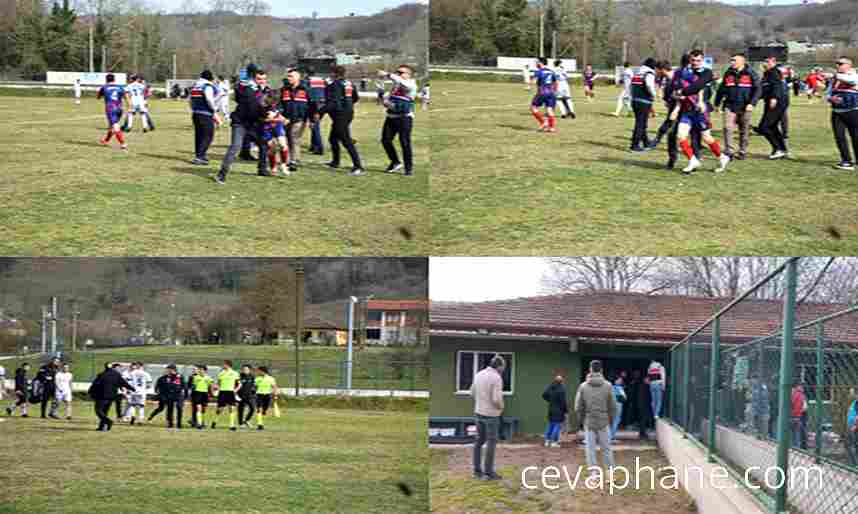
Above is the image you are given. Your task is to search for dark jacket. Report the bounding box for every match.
[34,364,57,395]
[715,65,761,112]
[761,67,787,104]
[279,82,311,121]
[542,382,569,423]
[231,80,269,127]
[89,368,135,401]
[154,373,186,401]
[14,368,29,393]
[237,372,256,400]
[324,78,359,116]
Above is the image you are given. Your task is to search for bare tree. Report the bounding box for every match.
[541,257,665,293]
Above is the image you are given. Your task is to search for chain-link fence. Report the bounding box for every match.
[666,257,858,514]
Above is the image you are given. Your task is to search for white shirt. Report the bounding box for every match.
[74,81,81,97]
[55,371,73,393]
[128,82,147,105]
[128,369,152,393]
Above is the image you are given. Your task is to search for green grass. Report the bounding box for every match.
[0,402,428,514]
[8,345,429,391]
[429,80,858,255]
[0,94,428,256]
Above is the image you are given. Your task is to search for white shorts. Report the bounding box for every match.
[56,388,72,402]
[556,85,571,99]
[128,394,146,406]
[131,103,148,113]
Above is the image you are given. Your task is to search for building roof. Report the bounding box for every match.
[367,299,428,311]
[431,292,858,345]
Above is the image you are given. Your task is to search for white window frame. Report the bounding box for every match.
[455,350,515,396]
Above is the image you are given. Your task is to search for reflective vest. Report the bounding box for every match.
[190,79,215,116]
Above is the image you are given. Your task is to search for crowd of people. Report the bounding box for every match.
[469,356,668,480]
[525,52,858,173]
[3,358,281,433]
[89,62,426,180]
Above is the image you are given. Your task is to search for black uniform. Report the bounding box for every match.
[237,372,257,425]
[758,66,788,154]
[324,78,363,171]
[89,368,135,431]
[34,364,57,418]
[217,79,271,182]
[148,373,186,428]
[6,367,29,415]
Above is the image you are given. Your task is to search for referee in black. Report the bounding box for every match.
[323,65,364,176]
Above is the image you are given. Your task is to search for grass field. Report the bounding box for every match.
[0,401,428,514]
[430,79,858,255]
[0,93,428,256]
[5,344,429,391]
[430,444,695,514]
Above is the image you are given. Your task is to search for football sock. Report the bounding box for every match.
[548,115,556,129]
[280,149,288,165]
[531,110,544,125]
[708,140,722,158]
[680,139,695,160]
[105,129,114,142]
[257,412,263,426]
[115,129,125,145]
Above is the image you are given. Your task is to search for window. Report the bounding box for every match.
[385,311,403,325]
[366,328,381,340]
[367,310,382,322]
[456,351,514,395]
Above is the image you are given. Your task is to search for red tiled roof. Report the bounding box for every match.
[368,299,428,311]
[430,292,858,345]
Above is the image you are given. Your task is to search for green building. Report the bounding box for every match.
[430,292,855,436]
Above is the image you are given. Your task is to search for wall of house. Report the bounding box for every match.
[430,336,581,435]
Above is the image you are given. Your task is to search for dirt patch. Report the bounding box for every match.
[431,443,697,514]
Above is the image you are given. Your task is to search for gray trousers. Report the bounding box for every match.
[473,414,500,475]
[219,122,268,177]
[723,109,751,157]
[287,120,307,163]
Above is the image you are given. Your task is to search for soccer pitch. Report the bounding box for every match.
[430,79,858,255]
[0,402,428,514]
[0,93,428,256]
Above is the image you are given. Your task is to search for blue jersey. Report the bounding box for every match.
[98,84,126,112]
[532,68,557,95]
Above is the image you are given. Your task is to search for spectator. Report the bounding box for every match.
[542,375,568,448]
[647,359,667,419]
[825,57,858,170]
[846,388,858,466]
[757,55,789,160]
[637,376,653,440]
[791,384,808,449]
[471,355,506,481]
[575,360,616,474]
[611,376,626,443]
[750,376,771,439]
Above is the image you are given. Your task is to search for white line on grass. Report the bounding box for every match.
[430,103,521,113]
[7,115,106,126]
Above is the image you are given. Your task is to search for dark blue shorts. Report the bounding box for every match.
[106,109,123,126]
[531,93,556,108]
[260,123,286,142]
[679,110,711,132]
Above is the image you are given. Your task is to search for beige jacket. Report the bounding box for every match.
[471,367,504,417]
[574,372,616,431]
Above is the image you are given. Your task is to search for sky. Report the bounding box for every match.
[430,258,551,302]
[145,0,427,19]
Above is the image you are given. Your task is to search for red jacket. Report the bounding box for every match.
[791,389,806,417]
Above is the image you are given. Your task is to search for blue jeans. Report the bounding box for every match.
[650,382,664,418]
[544,421,562,442]
[473,414,500,475]
[611,403,623,440]
[584,426,614,469]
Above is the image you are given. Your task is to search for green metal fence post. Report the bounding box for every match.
[708,317,721,463]
[683,340,691,436]
[815,322,824,465]
[775,258,798,514]
[669,349,675,421]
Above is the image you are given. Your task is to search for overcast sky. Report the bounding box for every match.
[430,258,551,302]
[141,0,426,18]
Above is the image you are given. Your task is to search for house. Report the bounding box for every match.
[430,292,858,436]
[366,299,428,345]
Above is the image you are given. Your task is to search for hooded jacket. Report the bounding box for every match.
[89,368,135,401]
[574,372,617,431]
[542,381,569,423]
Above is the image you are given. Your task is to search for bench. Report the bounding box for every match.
[429,416,520,444]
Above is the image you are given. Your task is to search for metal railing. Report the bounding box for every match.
[667,258,858,514]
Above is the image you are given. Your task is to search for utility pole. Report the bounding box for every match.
[40,306,48,354]
[552,31,557,60]
[539,11,545,58]
[50,296,58,355]
[89,22,94,72]
[346,297,356,390]
[72,307,79,353]
[294,262,304,396]
[172,53,177,80]
[622,40,628,64]
[102,45,107,73]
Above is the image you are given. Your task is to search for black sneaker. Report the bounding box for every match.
[211,422,216,429]
[21,414,28,418]
[49,414,60,419]
[629,146,644,153]
[214,174,226,185]
[197,424,204,430]
[835,161,855,171]
[5,407,11,416]
[288,163,298,172]
[482,473,503,481]
[230,427,237,432]
[569,112,576,119]
[257,425,265,431]
[473,471,484,479]
[326,161,340,169]
[191,158,207,165]
[404,169,413,176]
[167,424,174,429]
[130,417,135,425]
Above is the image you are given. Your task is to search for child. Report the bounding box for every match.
[259,99,290,177]
[5,363,30,417]
[237,364,257,429]
[96,73,130,150]
[254,366,279,431]
[54,363,73,420]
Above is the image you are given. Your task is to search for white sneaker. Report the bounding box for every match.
[544,439,550,447]
[551,441,561,448]
[769,150,786,160]
[682,157,701,174]
[715,154,731,173]
[279,163,291,176]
